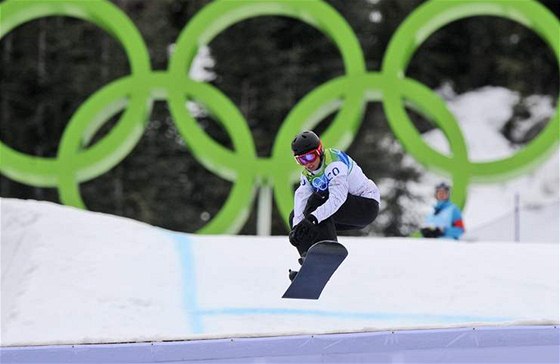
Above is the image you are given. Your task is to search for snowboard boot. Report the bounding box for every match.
[288,269,298,281]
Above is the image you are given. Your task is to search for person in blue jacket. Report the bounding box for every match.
[420,182,465,240]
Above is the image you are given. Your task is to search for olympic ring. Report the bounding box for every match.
[381,0,560,207]
[0,0,558,234]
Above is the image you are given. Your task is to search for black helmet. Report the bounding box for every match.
[435,182,451,192]
[291,131,322,155]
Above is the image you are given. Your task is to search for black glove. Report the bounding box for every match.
[290,215,319,247]
[420,227,443,238]
[288,228,300,247]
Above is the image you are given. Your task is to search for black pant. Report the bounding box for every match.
[289,192,379,255]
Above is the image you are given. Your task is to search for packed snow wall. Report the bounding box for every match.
[1,199,558,362]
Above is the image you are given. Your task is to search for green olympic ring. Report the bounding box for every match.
[0,0,558,234]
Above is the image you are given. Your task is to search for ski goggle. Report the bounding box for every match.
[294,144,323,166]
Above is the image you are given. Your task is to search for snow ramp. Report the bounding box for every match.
[1,198,558,362]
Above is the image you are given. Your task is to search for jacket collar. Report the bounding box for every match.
[434,199,451,212]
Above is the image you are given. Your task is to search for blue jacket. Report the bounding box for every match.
[423,200,465,240]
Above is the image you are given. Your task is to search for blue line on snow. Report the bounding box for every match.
[168,232,203,334]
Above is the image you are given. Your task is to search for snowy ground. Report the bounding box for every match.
[1,198,558,347]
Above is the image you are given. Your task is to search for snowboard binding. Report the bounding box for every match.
[288,269,298,281]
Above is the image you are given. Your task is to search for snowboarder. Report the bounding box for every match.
[420,182,465,240]
[288,130,381,280]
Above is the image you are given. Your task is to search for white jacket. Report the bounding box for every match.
[293,148,380,225]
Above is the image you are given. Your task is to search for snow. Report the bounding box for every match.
[1,198,558,347]
[1,200,187,345]
[466,200,559,242]
[425,86,519,161]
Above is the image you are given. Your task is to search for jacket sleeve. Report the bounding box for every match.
[293,174,313,226]
[310,161,349,223]
[443,205,465,240]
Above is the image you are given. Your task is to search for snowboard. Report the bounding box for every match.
[282,240,348,300]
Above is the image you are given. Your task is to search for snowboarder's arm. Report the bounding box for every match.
[310,162,349,223]
[293,175,313,226]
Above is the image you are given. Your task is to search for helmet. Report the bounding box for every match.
[435,182,451,192]
[291,131,322,156]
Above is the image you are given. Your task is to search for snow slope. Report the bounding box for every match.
[1,198,557,347]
